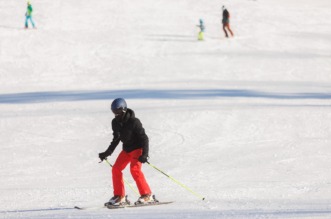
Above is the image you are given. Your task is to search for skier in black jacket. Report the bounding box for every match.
[222,5,234,38]
[99,98,154,206]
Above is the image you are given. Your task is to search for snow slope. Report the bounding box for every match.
[1,0,331,218]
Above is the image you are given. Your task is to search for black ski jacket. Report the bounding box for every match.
[104,108,149,158]
[222,9,230,24]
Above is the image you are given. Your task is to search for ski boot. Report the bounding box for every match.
[105,195,130,209]
[134,194,159,205]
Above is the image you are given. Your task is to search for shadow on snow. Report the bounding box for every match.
[0,89,330,104]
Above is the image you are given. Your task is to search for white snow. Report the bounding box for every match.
[1,0,331,218]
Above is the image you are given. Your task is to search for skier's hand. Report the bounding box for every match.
[99,152,109,161]
[138,155,148,163]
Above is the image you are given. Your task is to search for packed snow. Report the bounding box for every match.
[1,0,331,218]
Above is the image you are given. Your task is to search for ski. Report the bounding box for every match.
[75,201,173,210]
[74,206,106,210]
[75,195,173,210]
[129,194,173,208]
[128,201,173,208]
[105,201,173,209]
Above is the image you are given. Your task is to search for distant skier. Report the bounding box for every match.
[197,18,205,40]
[25,1,36,29]
[99,98,154,207]
[222,5,234,38]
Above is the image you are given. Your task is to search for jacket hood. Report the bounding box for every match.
[122,108,135,122]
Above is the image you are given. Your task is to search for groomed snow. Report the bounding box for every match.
[1,0,331,218]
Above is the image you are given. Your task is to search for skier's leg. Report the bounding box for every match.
[30,17,35,28]
[198,31,202,40]
[227,24,234,36]
[129,149,151,195]
[223,24,228,37]
[198,31,204,40]
[25,16,29,28]
[27,16,32,27]
[112,151,130,196]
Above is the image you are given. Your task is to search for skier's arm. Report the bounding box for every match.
[99,120,120,160]
[105,120,121,155]
[134,119,149,161]
[105,134,120,155]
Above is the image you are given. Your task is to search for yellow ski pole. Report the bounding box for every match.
[147,161,205,200]
[103,159,140,196]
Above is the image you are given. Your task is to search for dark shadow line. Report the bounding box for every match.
[0,89,330,104]
[0,207,74,213]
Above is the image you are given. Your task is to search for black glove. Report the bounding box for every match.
[138,155,148,163]
[99,152,109,161]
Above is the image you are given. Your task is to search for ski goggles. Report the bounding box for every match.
[112,108,125,116]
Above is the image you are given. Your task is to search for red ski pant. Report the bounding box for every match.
[112,149,151,196]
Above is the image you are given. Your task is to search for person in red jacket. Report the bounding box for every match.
[222,5,234,38]
[99,98,154,206]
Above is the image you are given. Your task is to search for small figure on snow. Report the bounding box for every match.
[99,98,155,207]
[25,1,36,29]
[197,18,205,40]
[222,5,234,38]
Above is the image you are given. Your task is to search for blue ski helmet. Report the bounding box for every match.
[111,98,127,115]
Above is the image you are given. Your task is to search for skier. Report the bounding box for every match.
[197,18,205,40]
[99,98,154,206]
[25,1,36,29]
[222,5,234,38]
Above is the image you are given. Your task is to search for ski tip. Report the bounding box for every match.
[74,206,82,210]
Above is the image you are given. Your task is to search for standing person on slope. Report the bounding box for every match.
[25,1,36,29]
[197,18,205,41]
[99,98,154,206]
[222,5,234,38]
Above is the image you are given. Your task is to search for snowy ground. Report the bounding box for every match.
[1,0,331,218]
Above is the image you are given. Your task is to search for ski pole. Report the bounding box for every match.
[147,161,205,200]
[103,159,140,196]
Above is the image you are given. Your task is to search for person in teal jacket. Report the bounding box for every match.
[197,19,205,40]
[25,1,36,28]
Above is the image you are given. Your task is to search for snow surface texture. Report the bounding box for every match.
[1,0,331,218]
